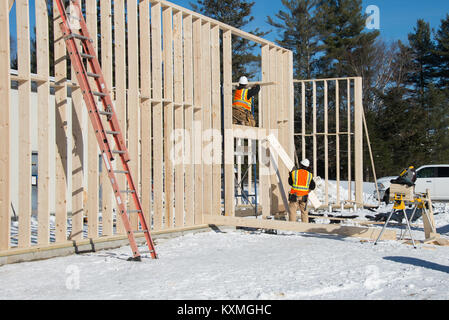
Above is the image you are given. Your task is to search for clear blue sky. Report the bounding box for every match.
[9,0,449,49]
[171,0,449,43]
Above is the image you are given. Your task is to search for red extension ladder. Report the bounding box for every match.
[54,0,157,261]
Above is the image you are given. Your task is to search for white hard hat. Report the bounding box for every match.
[300,158,310,168]
[239,76,248,85]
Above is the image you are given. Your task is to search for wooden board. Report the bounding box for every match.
[70,18,84,241]
[193,18,203,223]
[139,0,153,231]
[260,45,270,219]
[101,0,113,236]
[163,7,174,228]
[223,30,234,217]
[354,77,364,205]
[202,21,212,216]
[211,25,222,216]
[114,0,127,234]
[151,2,164,230]
[17,0,31,248]
[86,0,98,239]
[128,0,140,230]
[53,0,68,244]
[347,79,352,202]
[335,80,341,205]
[0,0,11,251]
[203,215,397,241]
[183,14,194,226]
[173,10,184,227]
[36,0,51,245]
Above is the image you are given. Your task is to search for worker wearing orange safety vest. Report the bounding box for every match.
[232,76,260,127]
[288,158,315,223]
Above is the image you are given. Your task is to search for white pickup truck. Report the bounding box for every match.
[376,165,449,202]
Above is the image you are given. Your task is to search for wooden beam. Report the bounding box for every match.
[163,6,174,229]
[347,79,352,202]
[101,0,113,236]
[53,1,68,244]
[142,0,285,50]
[0,0,11,251]
[114,0,127,234]
[287,51,294,160]
[294,77,360,83]
[86,0,99,239]
[301,82,306,159]
[211,25,221,216]
[69,16,84,241]
[335,80,341,205]
[193,18,203,223]
[278,50,289,203]
[236,138,242,205]
[140,0,152,230]
[269,47,280,214]
[173,10,184,227]
[354,77,364,205]
[202,21,212,216]
[183,14,194,226]
[223,30,234,217]
[312,81,317,177]
[151,2,164,230]
[36,0,51,245]
[128,0,140,230]
[17,0,31,248]
[260,45,270,219]
[203,215,397,241]
[324,80,329,206]
[231,81,277,87]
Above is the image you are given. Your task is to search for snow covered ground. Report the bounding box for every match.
[2,180,449,300]
[1,203,449,300]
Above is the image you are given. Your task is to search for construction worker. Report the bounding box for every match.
[232,76,260,127]
[288,158,315,223]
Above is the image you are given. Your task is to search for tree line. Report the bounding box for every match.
[192,0,449,180]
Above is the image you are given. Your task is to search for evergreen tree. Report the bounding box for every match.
[434,14,449,89]
[190,0,268,81]
[314,0,379,78]
[407,19,436,105]
[266,0,320,80]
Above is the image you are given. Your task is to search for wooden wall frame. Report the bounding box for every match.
[1,0,372,261]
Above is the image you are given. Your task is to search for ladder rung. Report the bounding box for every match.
[121,190,136,194]
[128,210,142,213]
[92,91,107,97]
[134,230,149,234]
[65,33,92,42]
[99,110,113,116]
[106,130,120,135]
[80,53,95,59]
[87,72,101,78]
[112,150,126,154]
[114,170,129,174]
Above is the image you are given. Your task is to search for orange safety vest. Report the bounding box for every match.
[232,88,253,111]
[290,169,313,196]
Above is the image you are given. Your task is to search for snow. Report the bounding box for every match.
[2,206,449,300]
[2,182,449,300]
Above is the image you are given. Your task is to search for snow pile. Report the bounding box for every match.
[313,177,378,206]
[3,182,449,300]
[1,222,449,300]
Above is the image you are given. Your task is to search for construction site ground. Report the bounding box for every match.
[1,192,449,300]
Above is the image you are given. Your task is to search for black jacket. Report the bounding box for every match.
[237,84,260,100]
